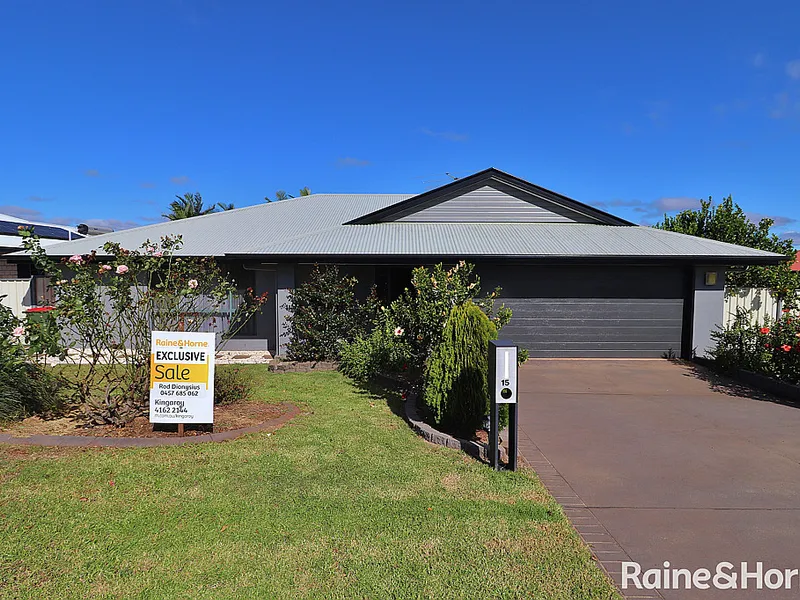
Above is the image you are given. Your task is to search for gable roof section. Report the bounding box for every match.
[11,169,786,265]
[347,168,634,226]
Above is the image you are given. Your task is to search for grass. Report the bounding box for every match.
[0,368,619,599]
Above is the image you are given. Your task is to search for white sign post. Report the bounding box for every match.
[149,331,215,432]
[488,340,519,471]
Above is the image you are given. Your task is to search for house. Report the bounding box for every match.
[792,251,800,272]
[0,213,82,279]
[14,169,787,358]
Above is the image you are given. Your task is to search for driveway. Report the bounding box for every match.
[518,359,800,600]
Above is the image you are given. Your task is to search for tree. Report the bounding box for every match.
[423,301,498,435]
[265,187,312,202]
[163,193,217,220]
[216,202,236,211]
[654,196,798,300]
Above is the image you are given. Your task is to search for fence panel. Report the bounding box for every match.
[0,278,33,319]
[724,288,780,327]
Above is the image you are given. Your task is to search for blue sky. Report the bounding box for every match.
[1,0,798,243]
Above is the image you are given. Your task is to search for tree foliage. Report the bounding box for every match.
[265,187,312,203]
[162,193,234,220]
[654,196,798,299]
[163,193,216,220]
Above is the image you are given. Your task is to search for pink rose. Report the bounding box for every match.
[188,279,198,289]
[68,254,83,264]
[116,265,129,275]
[153,251,163,257]
[12,326,25,338]
[102,265,112,271]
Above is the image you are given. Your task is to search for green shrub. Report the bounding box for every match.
[339,322,414,383]
[285,265,380,362]
[0,362,63,421]
[711,309,800,384]
[0,299,64,420]
[386,262,511,371]
[214,367,254,405]
[422,301,499,435]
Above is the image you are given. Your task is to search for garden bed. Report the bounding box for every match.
[694,357,800,404]
[0,401,289,439]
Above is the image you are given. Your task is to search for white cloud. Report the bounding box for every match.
[337,157,371,167]
[787,59,800,80]
[420,128,469,142]
[0,205,45,220]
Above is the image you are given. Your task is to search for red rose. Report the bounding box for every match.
[782,345,792,352]
[760,327,771,334]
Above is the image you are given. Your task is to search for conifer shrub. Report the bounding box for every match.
[422,301,499,435]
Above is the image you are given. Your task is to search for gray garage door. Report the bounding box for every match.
[499,297,684,358]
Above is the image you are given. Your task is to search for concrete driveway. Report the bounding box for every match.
[518,359,800,600]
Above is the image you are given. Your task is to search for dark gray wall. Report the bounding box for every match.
[295,264,377,299]
[476,264,686,358]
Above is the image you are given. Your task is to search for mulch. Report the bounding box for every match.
[0,402,300,448]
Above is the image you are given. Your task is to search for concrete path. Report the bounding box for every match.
[518,359,800,600]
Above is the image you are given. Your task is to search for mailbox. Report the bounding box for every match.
[493,344,517,404]
[488,340,519,471]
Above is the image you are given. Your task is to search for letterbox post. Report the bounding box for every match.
[488,340,519,471]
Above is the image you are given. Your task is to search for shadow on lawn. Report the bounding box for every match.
[679,361,800,409]
[351,379,409,422]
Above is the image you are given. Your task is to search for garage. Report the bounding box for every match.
[481,265,687,358]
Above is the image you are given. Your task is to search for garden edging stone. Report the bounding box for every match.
[403,390,506,463]
[0,403,300,448]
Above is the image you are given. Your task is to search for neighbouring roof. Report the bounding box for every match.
[792,251,800,272]
[0,213,81,251]
[16,169,787,264]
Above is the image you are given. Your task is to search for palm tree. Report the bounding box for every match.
[162,193,217,220]
[217,202,235,211]
[265,187,312,202]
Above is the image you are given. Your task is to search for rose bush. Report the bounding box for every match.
[0,297,63,420]
[21,231,267,424]
[711,308,800,384]
[384,261,512,372]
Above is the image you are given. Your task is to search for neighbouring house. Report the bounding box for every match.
[0,213,82,278]
[10,169,788,358]
[792,251,800,272]
[1,213,85,317]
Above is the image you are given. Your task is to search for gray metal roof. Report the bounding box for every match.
[22,192,785,264]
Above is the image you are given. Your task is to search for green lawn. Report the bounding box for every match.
[0,369,619,599]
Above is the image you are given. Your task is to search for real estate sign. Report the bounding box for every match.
[149,331,215,423]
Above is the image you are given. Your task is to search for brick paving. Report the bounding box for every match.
[517,359,800,600]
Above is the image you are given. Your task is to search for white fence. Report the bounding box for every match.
[0,278,33,319]
[724,288,782,327]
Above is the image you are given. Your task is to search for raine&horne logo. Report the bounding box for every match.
[623,561,800,591]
